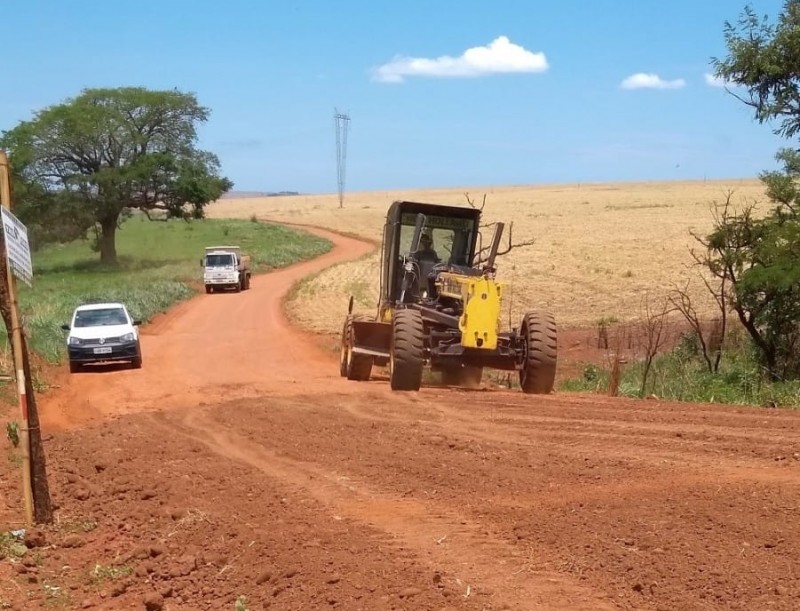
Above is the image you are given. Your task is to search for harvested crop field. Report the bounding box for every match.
[207,179,767,335]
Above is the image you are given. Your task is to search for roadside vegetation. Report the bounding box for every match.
[4,215,331,365]
[563,3,800,409]
[560,327,800,408]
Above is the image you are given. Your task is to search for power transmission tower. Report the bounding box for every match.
[334,108,350,209]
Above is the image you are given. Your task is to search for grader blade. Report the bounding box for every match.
[351,319,391,361]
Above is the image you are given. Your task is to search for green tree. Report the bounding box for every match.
[705,1,800,379]
[1,87,233,264]
[7,168,94,251]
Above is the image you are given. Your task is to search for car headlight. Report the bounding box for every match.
[121,333,135,342]
[68,336,80,346]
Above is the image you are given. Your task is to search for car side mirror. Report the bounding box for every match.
[60,324,70,331]
[200,258,204,267]
[133,320,142,326]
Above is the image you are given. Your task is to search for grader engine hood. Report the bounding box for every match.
[435,272,502,350]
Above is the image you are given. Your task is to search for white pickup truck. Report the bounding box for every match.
[202,245,252,293]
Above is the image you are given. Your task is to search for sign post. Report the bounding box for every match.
[0,151,34,525]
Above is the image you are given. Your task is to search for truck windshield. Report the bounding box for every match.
[205,254,234,267]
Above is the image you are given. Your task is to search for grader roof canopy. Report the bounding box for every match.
[388,200,481,224]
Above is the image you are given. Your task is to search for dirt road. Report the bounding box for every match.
[37,229,374,432]
[2,228,800,611]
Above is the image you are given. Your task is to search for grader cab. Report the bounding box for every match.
[339,200,557,393]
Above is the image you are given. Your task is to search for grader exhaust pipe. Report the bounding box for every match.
[485,222,505,272]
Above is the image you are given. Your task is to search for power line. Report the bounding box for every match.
[334,108,350,209]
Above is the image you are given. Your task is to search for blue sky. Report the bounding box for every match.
[1,0,789,193]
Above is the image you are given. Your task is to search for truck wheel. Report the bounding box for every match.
[69,361,81,374]
[519,311,557,394]
[341,317,372,381]
[244,275,251,290]
[442,366,483,389]
[389,310,425,391]
[205,286,213,294]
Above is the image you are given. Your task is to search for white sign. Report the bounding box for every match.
[1,207,32,286]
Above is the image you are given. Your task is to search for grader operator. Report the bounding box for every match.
[339,200,557,393]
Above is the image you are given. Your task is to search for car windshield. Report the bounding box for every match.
[206,254,234,267]
[74,308,128,328]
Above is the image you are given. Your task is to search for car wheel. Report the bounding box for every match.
[131,345,143,369]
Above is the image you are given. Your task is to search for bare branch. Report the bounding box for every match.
[475,221,536,266]
[463,192,486,211]
[496,222,536,256]
[669,280,716,374]
[637,293,676,398]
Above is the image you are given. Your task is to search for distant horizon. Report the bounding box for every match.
[221,174,763,199]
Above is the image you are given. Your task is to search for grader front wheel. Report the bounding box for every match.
[389,310,425,391]
[519,311,557,394]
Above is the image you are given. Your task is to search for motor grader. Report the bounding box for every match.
[339,200,557,393]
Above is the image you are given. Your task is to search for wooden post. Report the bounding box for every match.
[0,151,34,526]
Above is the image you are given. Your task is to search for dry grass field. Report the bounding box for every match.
[206,179,768,335]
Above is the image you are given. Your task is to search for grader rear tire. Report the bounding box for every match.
[519,311,557,394]
[390,310,425,391]
[340,317,373,381]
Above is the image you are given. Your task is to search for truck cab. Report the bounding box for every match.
[202,245,251,293]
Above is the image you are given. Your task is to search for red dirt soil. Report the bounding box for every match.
[1,228,799,611]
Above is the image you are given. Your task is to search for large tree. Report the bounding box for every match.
[704,1,800,379]
[0,87,232,264]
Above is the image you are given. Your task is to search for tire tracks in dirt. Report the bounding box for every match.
[145,406,618,611]
[336,390,800,483]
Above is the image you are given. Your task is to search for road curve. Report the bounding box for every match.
[39,227,374,431]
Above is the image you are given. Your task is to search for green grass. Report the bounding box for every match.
[0,531,28,560]
[560,332,800,408]
[6,215,331,365]
[90,563,134,583]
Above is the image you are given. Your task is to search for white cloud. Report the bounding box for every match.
[620,72,686,90]
[704,72,738,88]
[372,36,548,83]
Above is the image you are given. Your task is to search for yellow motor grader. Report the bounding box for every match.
[339,200,557,392]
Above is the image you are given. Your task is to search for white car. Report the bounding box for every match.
[62,302,143,373]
